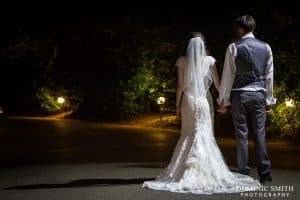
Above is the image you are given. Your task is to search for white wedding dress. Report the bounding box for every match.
[142,37,261,194]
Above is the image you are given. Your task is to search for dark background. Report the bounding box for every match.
[0,2,298,119]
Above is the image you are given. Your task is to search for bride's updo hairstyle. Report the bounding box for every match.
[190,32,204,40]
[189,32,209,55]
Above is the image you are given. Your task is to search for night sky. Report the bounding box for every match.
[0,2,298,117]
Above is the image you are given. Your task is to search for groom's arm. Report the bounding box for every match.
[217,43,236,107]
[265,44,276,108]
[211,63,220,92]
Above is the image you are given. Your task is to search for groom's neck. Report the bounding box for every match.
[240,31,254,39]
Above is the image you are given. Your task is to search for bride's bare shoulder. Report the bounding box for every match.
[205,56,216,64]
[175,56,186,68]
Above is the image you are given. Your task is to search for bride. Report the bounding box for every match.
[142,32,261,194]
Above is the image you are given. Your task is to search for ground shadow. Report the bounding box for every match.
[230,168,240,173]
[120,163,167,168]
[5,178,155,190]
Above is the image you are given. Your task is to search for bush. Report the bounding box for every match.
[121,40,177,115]
[36,87,82,114]
[265,48,300,140]
[267,83,300,140]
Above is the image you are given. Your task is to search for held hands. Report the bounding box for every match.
[217,102,228,114]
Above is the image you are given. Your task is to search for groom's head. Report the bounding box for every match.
[234,15,256,37]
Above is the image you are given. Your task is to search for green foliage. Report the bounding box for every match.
[266,47,300,140]
[121,31,178,115]
[36,87,63,113]
[36,87,82,114]
[267,83,300,140]
[273,49,300,98]
[122,55,177,114]
[123,51,176,114]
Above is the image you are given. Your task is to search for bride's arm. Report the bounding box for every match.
[176,66,184,116]
[211,63,220,92]
[211,63,228,114]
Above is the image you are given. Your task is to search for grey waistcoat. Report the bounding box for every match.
[232,37,269,89]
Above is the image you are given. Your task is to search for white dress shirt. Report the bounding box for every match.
[217,32,276,106]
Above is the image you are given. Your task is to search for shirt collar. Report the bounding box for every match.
[242,32,255,39]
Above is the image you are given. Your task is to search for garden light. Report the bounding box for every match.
[57,97,66,104]
[157,96,166,105]
[157,96,166,120]
[285,99,295,107]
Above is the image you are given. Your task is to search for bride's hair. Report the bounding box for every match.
[188,32,210,55]
[190,32,204,40]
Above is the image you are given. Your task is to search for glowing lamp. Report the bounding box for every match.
[157,97,166,105]
[57,97,66,104]
[285,99,294,107]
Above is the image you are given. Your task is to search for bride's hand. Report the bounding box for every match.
[176,107,181,118]
[217,103,228,114]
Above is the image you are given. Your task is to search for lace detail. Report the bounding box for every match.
[143,37,261,194]
[142,94,261,194]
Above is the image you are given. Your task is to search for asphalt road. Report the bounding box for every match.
[0,117,299,200]
[0,117,299,169]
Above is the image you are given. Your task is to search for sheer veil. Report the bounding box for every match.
[142,36,262,194]
[184,37,211,100]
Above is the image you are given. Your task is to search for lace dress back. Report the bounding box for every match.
[142,56,261,194]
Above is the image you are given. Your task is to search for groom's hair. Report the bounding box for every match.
[235,15,256,33]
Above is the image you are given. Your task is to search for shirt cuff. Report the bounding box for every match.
[216,97,222,105]
[266,97,276,106]
[217,97,231,107]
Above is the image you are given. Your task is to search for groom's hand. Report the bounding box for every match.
[266,105,272,112]
[217,101,228,114]
[217,106,228,114]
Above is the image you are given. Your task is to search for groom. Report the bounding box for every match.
[217,15,276,184]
